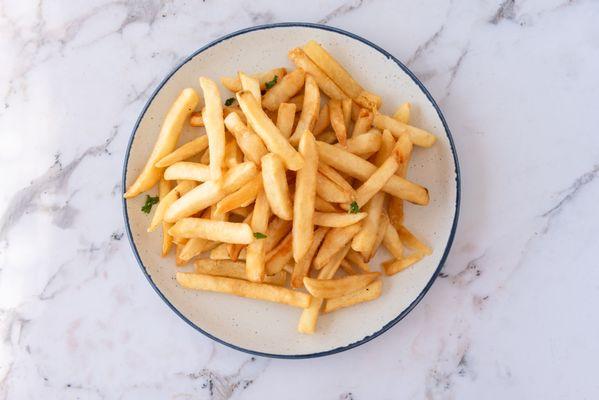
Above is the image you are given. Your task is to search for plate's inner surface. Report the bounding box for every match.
[125,26,457,356]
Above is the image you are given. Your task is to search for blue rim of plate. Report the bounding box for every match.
[122,22,461,359]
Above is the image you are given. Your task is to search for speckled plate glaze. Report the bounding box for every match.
[122,23,460,358]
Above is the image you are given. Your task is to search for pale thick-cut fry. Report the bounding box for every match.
[276,103,297,138]
[261,69,305,112]
[354,90,381,110]
[341,130,382,156]
[239,72,261,102]
[366,212,389,261]
[388,197,404,227]
[195,259,284,286]
[354,145,402,207]
[313,223,362,269]
[291,227,328,288]
[373,114,436,147]
[264,218,292,253]
[316,141,429,205]
[342,98,352,130]
[351,192,385,253]
[396,225,432,255]
[383,253,424,276]
[221,68,287,92]
[215,175,262,215]
[199,77,226,179]
[224,139,243,168]
[237,91,304,171]
[328,99,347,146]
[288,93,304,111]
[169,218,254,244]
[292,131,318,262]
[313,212,367,227]
[159,179,173,256]
[164,162,210,182]
[352,108,374,137]
[210,243,233,260]
[304,272,379,298]
[261,153,293,220]
[313,103,330,135]
[227,212,252,261]
[246,189,270,281]
[316,173,352,203]
[346,249,370,272]
[125,88,199,198]
[189,111,204,127]
[318,162,355,195]
[323,279,382,313]
[288,48,348,100]
[155,136,209,168]
[393,102,411,124]
[175,242,188,266]
[148,180,196,232]
[383,223,404,259]
[289,75,320,145]
[179,237,208,261]
[177,273,310,308]
[265,233,293,275]
[164,162,258,222]
[314,196,337,212]
[224,112,268,165]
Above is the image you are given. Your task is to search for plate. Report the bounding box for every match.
[122,23,460,358]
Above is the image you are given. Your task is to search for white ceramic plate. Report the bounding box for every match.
[123,23,460,358]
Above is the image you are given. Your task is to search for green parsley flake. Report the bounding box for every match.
[225,97,235,106]
[265,75,278,90]
[348,201,360,214]
[253,232,267,239]
[141,195,159,214]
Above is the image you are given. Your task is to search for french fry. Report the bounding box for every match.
[237,91,304,171]
[372,114,436,147]
[354,144,402,207]
[313,212,367,227]
[396,225,432,255]
[264,218,292,253]
[328,99,347,146]
[164,162,210,182]
[388,197,404,227]
[210,243,232,260]
[316,130,337,144]
[125,88,199,198]
[148,180,196,232]
[215,175,262,215]
[351,101,361,121]
[339,259,355,275]
[292,131,318,262]
[229,206,251,218]
[318,162,355,195]
[155,136,209,168]
[265,233,293,275]
[200,148,210,164]
[261,69,305,112]
[323,279,382,313]
[316,173,352,203]
[288,93,304,111]
[372,129,395,166]
[383,253,424,276]
[261,153,293,220]
[304,272,379,298]
[199,77,226,180]
[354,90,381,110]
[175,242,189,266]
[352,108,374,137]
[342,98,352,131]
[291,227,328,288]
[239,72,261,102]
[316,141,429,205]
[172,236,188,246]
[195,259,285,286]
[224,139,243,168]
[288,48,348,100]
[314,196,338,212]
[396,132,413,178]
[177,272,310,308]
[189,111,204,127]
[276,103,297,138]
[341,130,382,156]
[313,103,330,135]
[220,68,287,92]
[393,102,411,124]
[366,211,388,261]
[169,218,254,244]
[159,179,173,256]
[313,223,362,269]
[164,162,258,222]
[246,188,270,281]
[289,75,320,145]
[346,249,370,272]
[177,209,216,262]
[224,112,268,165]
[383,223,403,259]
[351,192,385,254]
[227,212,252,261]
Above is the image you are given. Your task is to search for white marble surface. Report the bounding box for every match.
[1,0,598,398]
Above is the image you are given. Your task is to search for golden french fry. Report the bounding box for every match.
[292,131,318,262]
[396,225,432,255]
[195,259,285,285]
[229,206,251,218]
[261,153,293,220]
[220,68,287,92]
[313,223,362,269]
[316,130,337,144]
[155,136,209,168]
[261,69,305,112]
[372,129,395,166]
[180,239,217,262]
[323,279,382,313]
[265,232,293,275]
[175,242,189,266]
[224,112,268,165]
[177,272,310,308]
[227,211,252,261]
[288,93,304,111]
[289,75,320,145]
[314,196,338,212]
[351,101,361,121]
[239,71,261,102]
[366,211,388,261]
[316,141,429,205]
[245,188,270,281]
[169,218,254,244]
[339,259,355,275]
[354,144,402,207]
[148,180,196,232]
[313,103,330,135]
[159,179,173,256]
[342,98,352,130]
[164,162,210,182]
[210,243,232,260]
[125,88,199,198]
[352,108,374,137]
[396,132,413,177]
[200,148,210,164]
[189,111,204,127]
[351,192,385,253]
[346,249,370,272]
[383,223,404,259]
[304,272,379,298]
[318,162,355,195]
[383,253,424,276]
[164,162,258,222]
[316,173,352,203]
[393,102,411,124]
[276,103,297,138]
[328,99,347,146]
[313,212,367,228]
[291,227,328,288]
[224,139,243,168]
[354,90,381,110]
[288,48,348,100]
[264,218,292,253]
[372,114,436,147]
[199,77,226,180]
[341,130,382,156]
[388,197,404,227]
[237,91,304,170]
[215,175,262,215]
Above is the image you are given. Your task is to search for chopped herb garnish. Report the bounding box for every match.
[265,75,278,90]
[253,232,267,239]
[225,97,235,106]
[348,201,360,214]
[141,195,159,214]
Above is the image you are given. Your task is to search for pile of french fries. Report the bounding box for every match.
[125,40,435,334]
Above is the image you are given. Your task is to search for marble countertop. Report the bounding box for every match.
[1,0,598,398]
